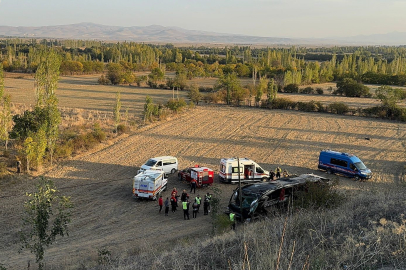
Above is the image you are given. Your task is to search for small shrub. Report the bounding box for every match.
[293,180,345,209]
[166,98,187,113]
[117,124,129,134]
[316,88,324,95]
[92,123,106,142]
[301,87,314,94]
[97,75,110,85]
[54,141,73,158]
[204,92,222,104]
[283,84,299,93]
[270,97,296,110]
[329,102,349,115]
[158,83,166,89]
[297,100,319,112]
[97,248,112,266]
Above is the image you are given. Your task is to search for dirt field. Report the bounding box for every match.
[1,101,405,269]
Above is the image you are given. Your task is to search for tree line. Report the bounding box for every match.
[1,39,406,87]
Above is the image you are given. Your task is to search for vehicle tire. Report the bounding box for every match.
[354,176,360,181]
[171,168,176,174]
[262,177,268,182]
[326,169,332,175]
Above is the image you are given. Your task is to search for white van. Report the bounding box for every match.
[219,158,270,183]
[139,156,178,175]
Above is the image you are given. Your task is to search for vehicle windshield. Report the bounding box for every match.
[145,159,157,166]
[354,162,367,170]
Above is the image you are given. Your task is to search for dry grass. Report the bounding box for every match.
[1,75,406,269]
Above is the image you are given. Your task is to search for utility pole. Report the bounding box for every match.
[237,157,243,222]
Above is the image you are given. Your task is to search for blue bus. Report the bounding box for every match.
[318,150,372,180]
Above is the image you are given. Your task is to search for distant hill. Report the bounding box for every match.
[0,22,405,45]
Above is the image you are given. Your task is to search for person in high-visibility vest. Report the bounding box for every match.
[230,212,236,230]
[195,195,201,213]
[182,200,190,220]
[276,167,282,179]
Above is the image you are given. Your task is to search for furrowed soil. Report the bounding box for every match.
[1,105,405,269]
[1,75,406,269]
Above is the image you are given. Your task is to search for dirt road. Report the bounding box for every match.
[1,105,405,269]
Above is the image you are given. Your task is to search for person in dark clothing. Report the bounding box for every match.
[16,160,21,173]
[190,178,197,194]
[269,171,275,181]
[170,195,177,213]
[164,197,170,216]
[192,199,199,218]
[182,200,190,220]
[203,196,209,215]
[181,190,188,202]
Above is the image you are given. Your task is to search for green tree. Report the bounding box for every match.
[113,92,121,134]
[375,85,405,108]
[35,49,61,107]
[0,94,12,150]
[0,64,12,149]
[255,77,268,107]
[143,96,158,123]
[20,177,73,270]
[106,63,124,85]
[215,73,241,105]
[335,78,370,97]
[35,49,62,166]
[267,79,278,104]
[187,84,202,105]
[23,136,35,173]
[147,67,165,88]
[44,95,61,166]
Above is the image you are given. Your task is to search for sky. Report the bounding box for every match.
[0,0,405,39]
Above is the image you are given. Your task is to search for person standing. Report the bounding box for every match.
[195,194,201,213]
[182,199,190,220]
[203,195,209,215]
[16,160,22,174]
[190,178,197,194]
[158,195,163,213]
[230,212,236,230]
[164,197,170,216]
[269,171,275,181]
[192,199,199,218]
[276,167,282,179]
[181,190,188,202]
[171,195,177,213]
[206,192,212,212]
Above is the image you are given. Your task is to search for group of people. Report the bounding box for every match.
[158,187,212,220]
[269,167,289,181]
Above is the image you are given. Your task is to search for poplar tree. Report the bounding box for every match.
[0,64,12,149]
[34,49,62,166]
[113,92,121,134]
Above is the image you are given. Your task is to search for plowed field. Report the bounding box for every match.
[1,105,406,269]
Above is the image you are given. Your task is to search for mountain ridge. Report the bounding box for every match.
[0,22,405,45]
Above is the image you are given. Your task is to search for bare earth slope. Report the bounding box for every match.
[1,105,405,269]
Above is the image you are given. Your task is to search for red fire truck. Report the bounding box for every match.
[178,165,214,187]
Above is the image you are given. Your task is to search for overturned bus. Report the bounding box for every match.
[227,174,330,220]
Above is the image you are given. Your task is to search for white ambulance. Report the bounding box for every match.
[133,170,167,200]
[219,158,270,183]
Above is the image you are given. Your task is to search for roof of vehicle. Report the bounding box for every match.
[241,174,328,196]
[320,150,362,162]
[134,170,165,180]
[221,157,257,163]
[148,156,177,160]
